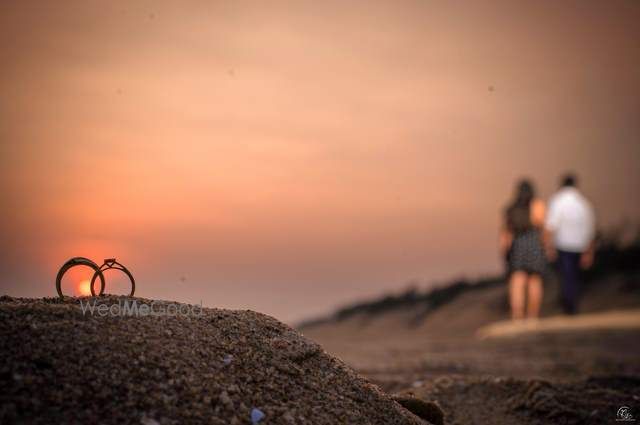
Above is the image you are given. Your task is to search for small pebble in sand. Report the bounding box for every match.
[218,390,233,408]
[140,416,160,425]
[251,408,265,424]
[223,354,233,365]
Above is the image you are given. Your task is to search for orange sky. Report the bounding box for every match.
[1,0,639,322]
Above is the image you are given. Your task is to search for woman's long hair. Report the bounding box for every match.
[513,179,535,208]
[506,179,535,233]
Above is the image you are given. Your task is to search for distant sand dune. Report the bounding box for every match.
[476,309,640,339]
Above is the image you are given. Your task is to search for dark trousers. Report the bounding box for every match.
[557,250,582,314]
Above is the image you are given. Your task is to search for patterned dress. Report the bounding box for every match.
[508,229,547,275]
[506,203,547,275]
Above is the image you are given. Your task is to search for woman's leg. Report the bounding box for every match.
[526,274,543,319]
[509,271,527,320]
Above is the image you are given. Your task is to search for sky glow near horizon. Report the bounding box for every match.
[1,0,639,322]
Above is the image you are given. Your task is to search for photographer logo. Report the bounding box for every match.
[617,406,635,422]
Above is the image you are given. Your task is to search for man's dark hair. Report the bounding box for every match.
[561,173,577,188]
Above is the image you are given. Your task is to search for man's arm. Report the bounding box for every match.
[544,196,559,261]
[580,240,595,269]
[580,202,597,269]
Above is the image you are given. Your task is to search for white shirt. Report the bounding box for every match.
[545,187,595,253]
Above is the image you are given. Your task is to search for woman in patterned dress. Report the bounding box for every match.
[500,179,547,320]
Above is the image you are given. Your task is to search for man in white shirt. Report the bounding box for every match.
[545,173,596,314]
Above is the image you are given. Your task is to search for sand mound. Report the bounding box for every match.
[0,296,429,424]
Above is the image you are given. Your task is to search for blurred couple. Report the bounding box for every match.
[500,173,596,320]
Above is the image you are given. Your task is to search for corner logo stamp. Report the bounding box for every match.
[617,406,635,422]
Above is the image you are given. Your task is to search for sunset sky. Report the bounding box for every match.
[1,0,639,322]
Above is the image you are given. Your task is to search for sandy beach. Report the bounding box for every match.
[301,272,640,424]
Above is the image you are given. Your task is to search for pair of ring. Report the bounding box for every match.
[55,257,135,299]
